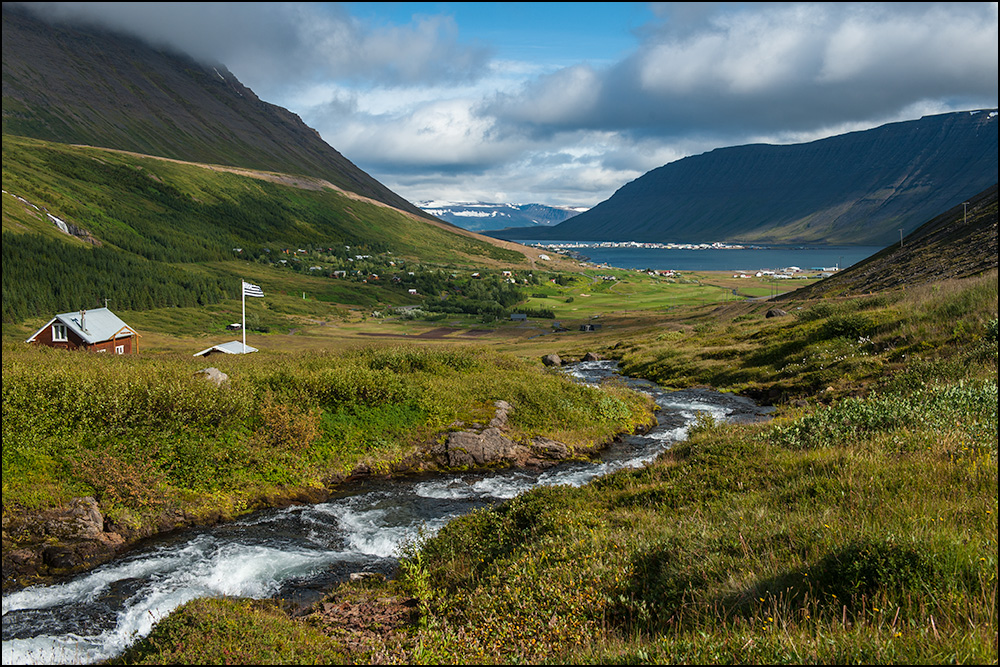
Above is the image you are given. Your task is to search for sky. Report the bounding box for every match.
[18,2,1000,209]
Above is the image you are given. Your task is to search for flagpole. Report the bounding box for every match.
[242,280,247,352]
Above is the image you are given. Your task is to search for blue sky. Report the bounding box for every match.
[19,2,1000,209]
[344,2,656,66]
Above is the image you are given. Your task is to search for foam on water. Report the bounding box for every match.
[2,536,354,665]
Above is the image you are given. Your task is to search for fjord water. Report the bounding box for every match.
[525,243,884,272]
[2,362,772,665]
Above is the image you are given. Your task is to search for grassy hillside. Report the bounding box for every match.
[2,135,531,323]
[2,5,429,218]
[111,270,997,665]
[1,344,653,546]
[776,183,998,300]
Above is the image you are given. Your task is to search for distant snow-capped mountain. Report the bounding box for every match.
[418,201,586,232]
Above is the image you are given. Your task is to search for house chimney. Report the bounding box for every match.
[80,309,86,331]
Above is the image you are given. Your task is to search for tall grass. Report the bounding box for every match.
[29,272,1000,664]
[392,377,996,664]
[2,343,653,532]
[618,271,997,397]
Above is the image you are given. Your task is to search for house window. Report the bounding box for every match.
[116,345,125,355]
[52,323,68,342]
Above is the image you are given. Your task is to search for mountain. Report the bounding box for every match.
[488,110,998,246]
[1,4,430,221]
[1,5,541,324]
[416,202,586,232]
[776,183,998,300]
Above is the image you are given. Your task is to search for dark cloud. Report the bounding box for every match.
[15,2,493,95]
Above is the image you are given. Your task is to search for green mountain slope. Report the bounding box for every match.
[1,5,542,325]
[490,110,998,246]
[1,136,525,323]
[1,4,429,220]
[777,183,999,300]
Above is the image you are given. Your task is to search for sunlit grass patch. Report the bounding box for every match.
[395,369,997,664]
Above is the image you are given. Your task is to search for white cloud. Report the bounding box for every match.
[15,2,998,209]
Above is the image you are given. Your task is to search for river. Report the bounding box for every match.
[1,361,773,665]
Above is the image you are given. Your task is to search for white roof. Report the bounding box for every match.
[193,340,258,357]
[26,307,136,344]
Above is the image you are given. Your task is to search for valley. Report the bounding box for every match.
[2,4,996,665]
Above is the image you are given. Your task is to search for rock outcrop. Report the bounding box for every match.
[3,497,126,589]
[428,401,575,471]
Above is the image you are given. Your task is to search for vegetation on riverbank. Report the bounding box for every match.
[1,344,653,566]
[113,271,997,664]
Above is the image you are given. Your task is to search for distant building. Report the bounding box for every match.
[511,313,528,322]
[193,341,258,357]
[26,308,138,354]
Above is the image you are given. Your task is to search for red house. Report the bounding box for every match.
[26,308,139,354]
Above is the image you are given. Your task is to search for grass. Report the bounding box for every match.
[2,229,994,664]
[393,404,996,664]
[616,272,999,399]
[111,598,348,665]
[2,343,654,542]
[99,269,997,665]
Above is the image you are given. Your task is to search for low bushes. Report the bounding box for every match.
[2,343,654,531]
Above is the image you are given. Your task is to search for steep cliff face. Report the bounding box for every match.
[1,5,430,220]
[490,110,998,246]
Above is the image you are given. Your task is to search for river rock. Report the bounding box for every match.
[582,352,602,361]
[489,400,512,430]
[542,354,563,367]
[443,428,520,468]
[194,367,228,386]
[529,437,570,460]
[43,496,104,541]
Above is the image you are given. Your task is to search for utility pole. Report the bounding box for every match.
[963,201,969,225]
[899,229,904,247]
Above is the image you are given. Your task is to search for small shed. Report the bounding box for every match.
[26,308,138,354]
[193,341,258,357]
[510,313,528,322]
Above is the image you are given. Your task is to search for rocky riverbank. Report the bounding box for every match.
[2,394,654,592]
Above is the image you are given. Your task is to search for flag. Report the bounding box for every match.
[242,281,265,298]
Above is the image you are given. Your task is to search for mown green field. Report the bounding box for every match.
[101,270,997,665]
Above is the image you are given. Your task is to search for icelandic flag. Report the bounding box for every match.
[242,281,265,298]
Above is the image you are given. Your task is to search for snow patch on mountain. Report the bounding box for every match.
[417,201,587,232]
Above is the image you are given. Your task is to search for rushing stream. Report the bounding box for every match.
[2,361,773,665]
